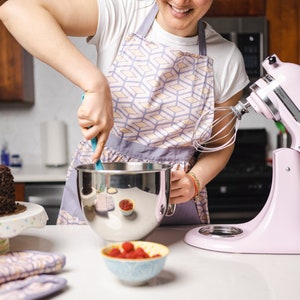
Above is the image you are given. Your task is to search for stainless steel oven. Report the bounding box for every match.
[203,16,268,83]
[24,183,64,225]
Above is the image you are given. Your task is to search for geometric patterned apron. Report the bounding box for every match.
[103,4,214,165]
[57,4,214,225]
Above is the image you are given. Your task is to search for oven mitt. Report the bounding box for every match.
[0,250,66,284]
[0,274,67,300]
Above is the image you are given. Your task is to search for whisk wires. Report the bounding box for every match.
[193,106,241,152]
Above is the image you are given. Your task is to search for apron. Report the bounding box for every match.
[57,4,214,226]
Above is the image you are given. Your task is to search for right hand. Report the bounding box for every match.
[170,170,197,204]
[77,81,114,162]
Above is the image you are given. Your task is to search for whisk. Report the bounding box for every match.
[192,100,251,152]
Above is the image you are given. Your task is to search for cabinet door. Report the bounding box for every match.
[0,0,34,104]
[266,0,300,64]
[206,0,266,17]
[15,183,25,202]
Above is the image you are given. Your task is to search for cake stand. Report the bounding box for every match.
[0,202,48,254]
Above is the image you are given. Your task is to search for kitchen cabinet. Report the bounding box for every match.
[15,182,25,201]
[0,0,34,104]
[266,0,300,64]
[206,0,266,16]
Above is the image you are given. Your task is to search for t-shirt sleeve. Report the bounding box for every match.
[213,43,250,104]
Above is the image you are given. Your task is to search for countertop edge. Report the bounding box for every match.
[11,165,68,183]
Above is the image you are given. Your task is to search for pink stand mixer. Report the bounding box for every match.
[185,54,300,254]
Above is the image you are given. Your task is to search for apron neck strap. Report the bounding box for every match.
[197,21,207,56]
[137,3,207,56]
[137,4,159,37]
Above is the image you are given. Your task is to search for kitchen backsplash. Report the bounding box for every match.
[0,37,278,166]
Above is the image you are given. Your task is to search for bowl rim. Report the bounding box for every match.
[76,162,172,174]
[101,240,169,261]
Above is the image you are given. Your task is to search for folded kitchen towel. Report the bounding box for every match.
[0,251,66,284]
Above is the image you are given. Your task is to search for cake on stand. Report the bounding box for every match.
[0,202,48,254]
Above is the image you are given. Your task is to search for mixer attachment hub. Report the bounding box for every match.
[198,225,243,237]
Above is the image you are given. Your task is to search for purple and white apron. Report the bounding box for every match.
[57,4,214,225]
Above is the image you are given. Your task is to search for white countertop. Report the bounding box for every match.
[8,225,300,300]
[11,165,68,182]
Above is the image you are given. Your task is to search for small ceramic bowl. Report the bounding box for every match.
[101,241,169,285]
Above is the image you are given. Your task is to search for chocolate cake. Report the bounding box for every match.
[0,165,25,216]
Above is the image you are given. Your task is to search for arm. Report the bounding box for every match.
[170,90,243,204]
[0,0,113,160]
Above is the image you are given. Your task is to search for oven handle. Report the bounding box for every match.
[28,196,62,206]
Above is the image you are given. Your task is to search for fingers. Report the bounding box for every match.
[91,132,109,162]
[170,170,196,204]
[77,90,114,159]
[80,123,99,140]
[78,118,95,130]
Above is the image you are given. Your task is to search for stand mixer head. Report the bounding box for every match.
[186,55,300,254]
[193,54,300,153]
[243,54,300,151]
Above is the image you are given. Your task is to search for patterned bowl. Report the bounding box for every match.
[101,241,169,285]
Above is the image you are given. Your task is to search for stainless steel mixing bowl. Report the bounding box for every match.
[76,162,172,242]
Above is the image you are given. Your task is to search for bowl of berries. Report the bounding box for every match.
[118,199,135,216]
[101,241,169,285]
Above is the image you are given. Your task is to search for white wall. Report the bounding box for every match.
[0,37,278,166]
[0,37,97,166]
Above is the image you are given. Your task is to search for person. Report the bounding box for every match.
[0,0,249,225]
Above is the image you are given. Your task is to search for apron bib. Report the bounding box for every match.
[102,4,214,166]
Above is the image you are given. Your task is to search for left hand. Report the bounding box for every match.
[170,170,196,204]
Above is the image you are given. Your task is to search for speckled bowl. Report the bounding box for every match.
[101,241,169,285]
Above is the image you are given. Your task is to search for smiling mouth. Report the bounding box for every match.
[170,5,191,14]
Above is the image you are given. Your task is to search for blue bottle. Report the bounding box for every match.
[1,142,10,166]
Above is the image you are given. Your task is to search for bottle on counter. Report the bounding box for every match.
[1,141,10,166]
[276,121,291,148]
[10,154,22,168]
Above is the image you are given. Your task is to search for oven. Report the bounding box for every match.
[207,129,272,224]
[24,183,64,225]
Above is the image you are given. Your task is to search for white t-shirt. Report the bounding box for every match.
[89,0,249,103]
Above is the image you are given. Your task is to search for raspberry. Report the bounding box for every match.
[119,199,133,211]
[119,251,127,258]
[108,248,121,257]
[135,247,148,258]
[106,242,162,259]
[126,251,138,259]
[122,241,134,252]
